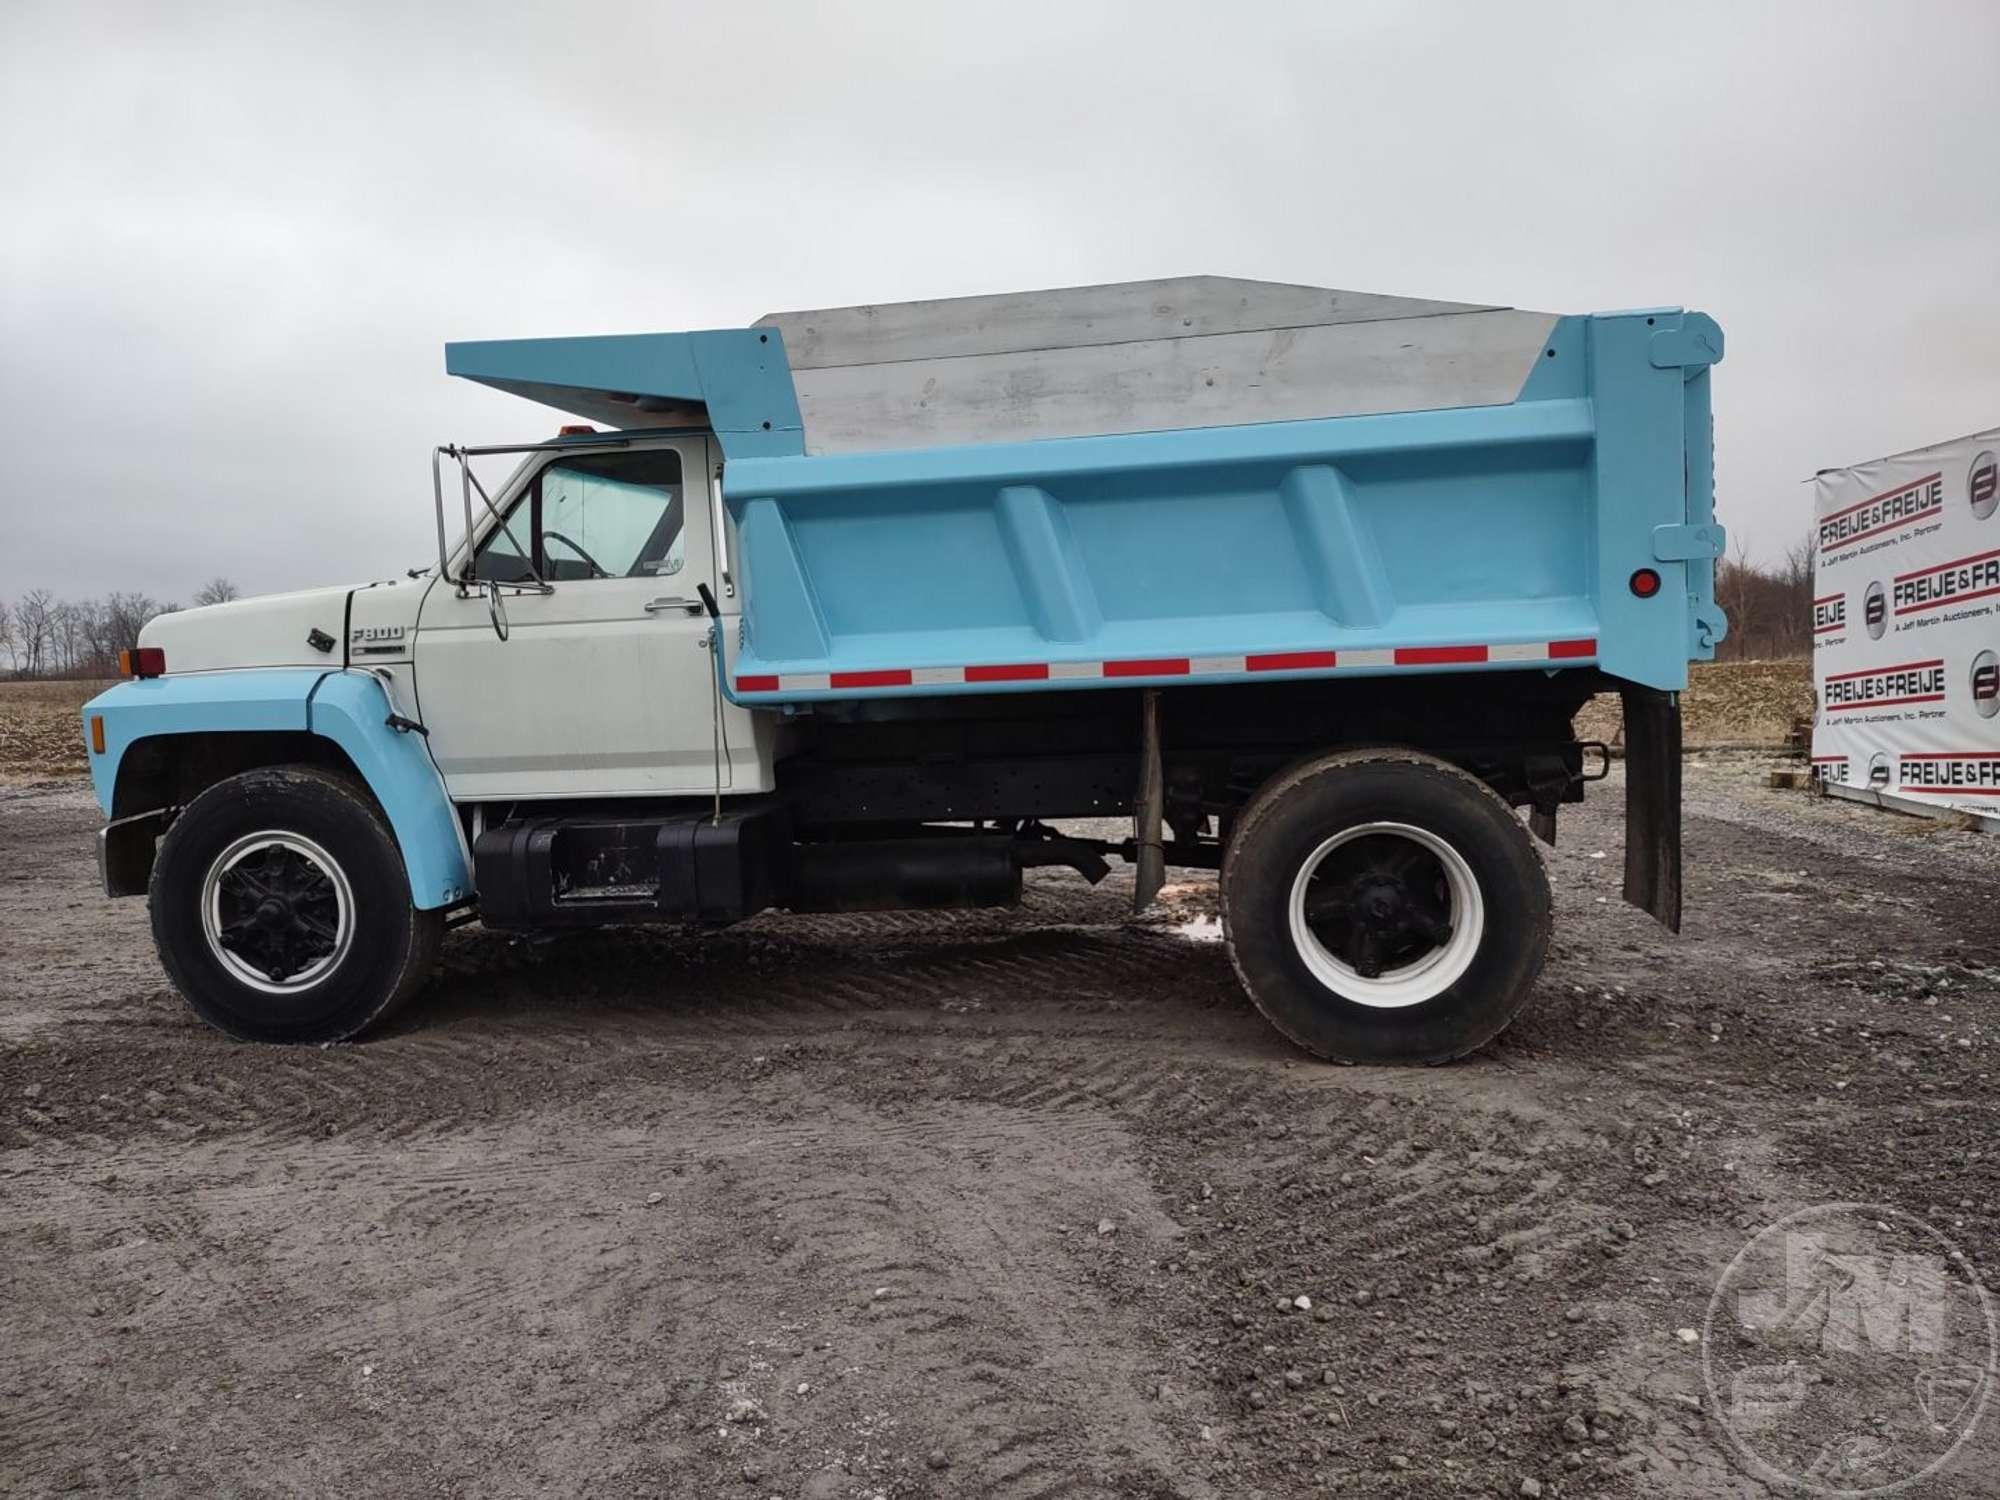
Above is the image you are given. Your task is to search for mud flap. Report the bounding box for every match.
[1133,689,1165,911]
[1621,686,1682,933]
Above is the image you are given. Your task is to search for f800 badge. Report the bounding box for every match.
[351,625,409,657]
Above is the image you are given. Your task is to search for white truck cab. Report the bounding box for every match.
[405,432,775,801]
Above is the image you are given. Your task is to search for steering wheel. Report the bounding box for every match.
[541,530,612,579]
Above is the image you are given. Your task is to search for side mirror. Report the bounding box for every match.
[485,578,510,642]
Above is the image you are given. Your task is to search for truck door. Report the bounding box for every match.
[413,438,728,800]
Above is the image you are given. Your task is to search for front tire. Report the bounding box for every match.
[149,766,442,1043]
[1221,748,1550,1064]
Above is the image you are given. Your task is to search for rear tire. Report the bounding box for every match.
[1221,748,1550,1064]
[149,766,442,1043]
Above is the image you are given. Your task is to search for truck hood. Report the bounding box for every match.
[141,579,429,673]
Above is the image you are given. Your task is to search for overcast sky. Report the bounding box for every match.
[4,0,1997,603]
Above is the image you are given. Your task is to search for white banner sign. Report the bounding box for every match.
[1812,426,2000,811]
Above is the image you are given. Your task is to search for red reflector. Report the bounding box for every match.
[1395,644,1488,666]
[1103,657,1190,678]
[1246,650,1338,672]
[120,647,167,678]
[557,424,596,436]
[828,669,913,689]
[1629,568,1662,599]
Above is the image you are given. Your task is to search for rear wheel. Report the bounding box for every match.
[1221,749,1550,1063]
[149,766,442,1043]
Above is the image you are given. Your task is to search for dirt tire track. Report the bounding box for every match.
[5,760,2000,1495]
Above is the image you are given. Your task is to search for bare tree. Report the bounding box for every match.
[191,577,240,607]
[0,591,179,678]
[98,592,173,662]
[50,601,86,675]
[1712,530,1817,661]
[1781,534,1816,592]
[15,589,55,676]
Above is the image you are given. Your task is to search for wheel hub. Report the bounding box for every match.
[200,832,355,994]
[1286,822,1484,1008]
[1354,876,1408,930]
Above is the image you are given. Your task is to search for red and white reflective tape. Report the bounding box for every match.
[735,639,1595,694]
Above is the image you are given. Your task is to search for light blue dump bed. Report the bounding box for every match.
[447,278,1724,699]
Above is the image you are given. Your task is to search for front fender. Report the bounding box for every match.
[304,672,473,908]
[83,669,472,910]
[85,669,324,810]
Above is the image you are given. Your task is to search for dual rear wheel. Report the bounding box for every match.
[1221,749,1551,1064]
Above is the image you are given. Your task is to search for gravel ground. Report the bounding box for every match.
[2,758,1996,1498]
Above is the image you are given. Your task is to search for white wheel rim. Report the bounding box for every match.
[1286,821,1485,1010]
[200,831,355,995]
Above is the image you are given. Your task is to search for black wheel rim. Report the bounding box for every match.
[201,832,354,993]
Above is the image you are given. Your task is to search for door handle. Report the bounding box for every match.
[645,596,703,615]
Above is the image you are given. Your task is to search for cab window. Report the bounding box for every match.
[473,448,685,583]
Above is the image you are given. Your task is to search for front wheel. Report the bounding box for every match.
[149,766,442,1043]
[1221,749,1551,1064]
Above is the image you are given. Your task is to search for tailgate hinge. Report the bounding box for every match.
[1649,313,1724,371]
[1694,600,1729,651]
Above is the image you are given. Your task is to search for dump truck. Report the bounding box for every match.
[81,277,1726,1061]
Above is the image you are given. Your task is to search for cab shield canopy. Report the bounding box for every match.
[443,329,805,459]
[446,276,1558,461]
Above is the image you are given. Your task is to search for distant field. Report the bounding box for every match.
[0,679,102,779]
[1576,657,1812,749]
[0,679,106,707]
